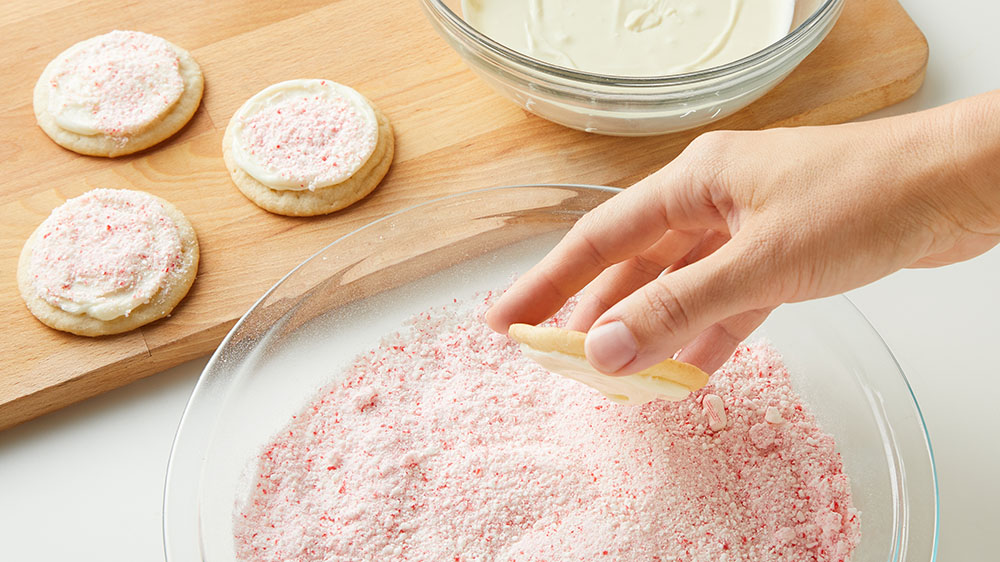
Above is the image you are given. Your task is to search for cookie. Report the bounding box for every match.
[33,30,204,157]
[508,323,709,404]
[222,79,394,217]
[17,188,199,336]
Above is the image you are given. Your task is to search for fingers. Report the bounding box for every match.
[486,167,723,334]
[565,229,704,332]
[584,239,764,375]
[663,229,731,275]
[673,307,774,375]
[486,186,671,333]
[569,228,733,368]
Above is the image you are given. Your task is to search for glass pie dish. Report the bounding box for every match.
[164,185,938,561]
[419,0,845,136]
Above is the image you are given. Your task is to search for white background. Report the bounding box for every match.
[1,1,997,560]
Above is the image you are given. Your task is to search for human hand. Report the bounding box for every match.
[487,91,1000,376]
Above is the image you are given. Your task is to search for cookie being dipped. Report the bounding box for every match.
[508,323,709,404]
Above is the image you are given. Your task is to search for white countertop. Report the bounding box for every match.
[1,1,997,560]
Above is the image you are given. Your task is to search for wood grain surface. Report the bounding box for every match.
[0,0,928,430]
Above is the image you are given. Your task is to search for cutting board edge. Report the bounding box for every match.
[774,26,929,128]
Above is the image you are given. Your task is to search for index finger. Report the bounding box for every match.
[485,168,720,333]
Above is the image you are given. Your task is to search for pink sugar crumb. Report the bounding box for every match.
[234,293,860,561]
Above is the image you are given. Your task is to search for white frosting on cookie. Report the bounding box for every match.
[520,346,691,404]
[28,189,183,321]
[46,30,185,137]
[230,79,379,191]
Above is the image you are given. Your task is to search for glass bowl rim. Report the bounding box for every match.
[422,0,843,86]
[164,183,938,561]
[838,295,941,561]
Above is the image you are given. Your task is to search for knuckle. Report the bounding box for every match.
[538,268,579,303]
[683,130,737,165]
[688,129,734,153]
[639,281,691,341]
[631,253,665,278]
[562,213,617,269]
[576,229,615,270]
[675,130,743,193]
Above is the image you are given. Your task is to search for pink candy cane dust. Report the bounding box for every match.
[235,292,860,561]
[30,188,181,313]
[238,83,377,190]
[49,30,184,136]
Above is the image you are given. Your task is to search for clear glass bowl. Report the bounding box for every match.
[164,185,937,561]
[419,0,845,136]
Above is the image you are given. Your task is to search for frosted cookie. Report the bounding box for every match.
[222,79,394,217]
[508,323,709,404]
[33,30,204,157]
[17,188,199,336]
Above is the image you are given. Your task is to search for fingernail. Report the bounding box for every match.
[586,321,638,374]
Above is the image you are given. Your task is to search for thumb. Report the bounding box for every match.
[584,241,761,375]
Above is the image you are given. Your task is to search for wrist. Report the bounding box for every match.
[938,90,1000,234]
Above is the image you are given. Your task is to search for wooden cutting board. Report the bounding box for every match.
[0,0,927,430]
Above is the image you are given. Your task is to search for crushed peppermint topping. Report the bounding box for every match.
[47,30,184,137]
[235,293,860,561]
[29,188,182,321]
[234,80,378,191]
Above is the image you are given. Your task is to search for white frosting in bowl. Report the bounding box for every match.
[462,0,796,76]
